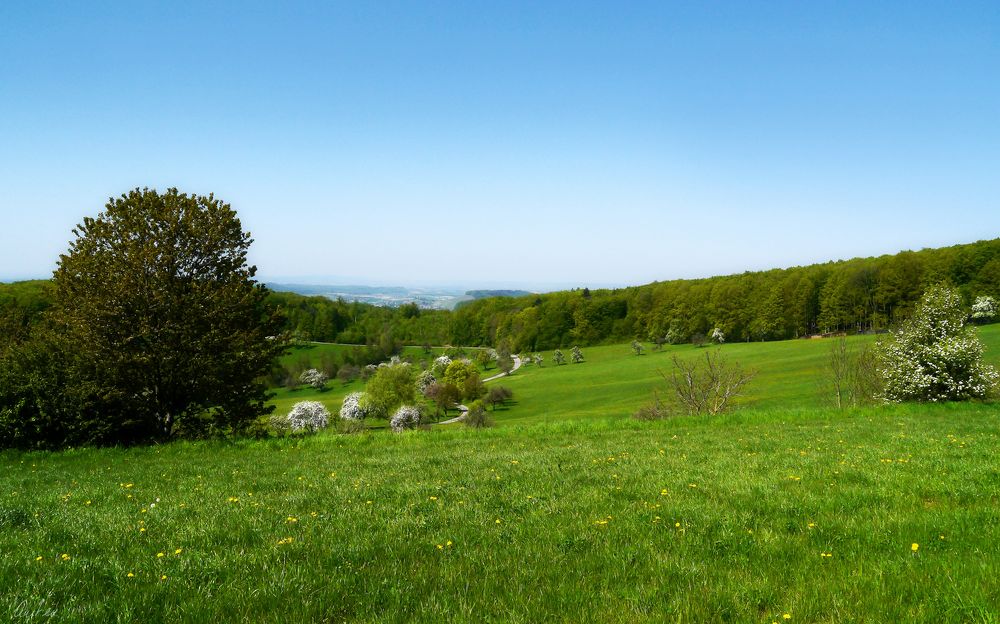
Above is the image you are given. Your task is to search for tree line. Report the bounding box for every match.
[6,237,1000,357]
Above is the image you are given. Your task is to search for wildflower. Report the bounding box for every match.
[127,572,135,578]
[820,552,833,558]
[495,519,501,524]
[783,615,791,620]
[446,540,453,547]
[160,575,167,581]
[286,516,298,523]
[60,554,71,561]
[429,496,437,501]
[277,537,294,545]
[436,544,443,550]
[911,543,919,552]
[174,548,183,555]
[35,556,42,561]
[139,528,146,533]
[157,552,165,558]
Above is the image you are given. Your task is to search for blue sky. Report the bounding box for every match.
[1,1,998,289]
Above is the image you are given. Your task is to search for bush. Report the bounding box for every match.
[286,401,330,434]
[390,405,422,432]
[877,285,999,402]
[298,368,328,390]
[463,400,493,428]
[339,392,369,421]
[643,350,755,417]
[971,296,997,323]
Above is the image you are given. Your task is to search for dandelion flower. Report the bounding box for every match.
[160,575,167,581]
[783,615,791,620]
[60,554,71,561]
[127,572,135,578]
[35,556,43,561]
[174,548,183,555]
[911,543,919,552]
[156,552,165,558]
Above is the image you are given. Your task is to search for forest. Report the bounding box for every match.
[4,238,999,354]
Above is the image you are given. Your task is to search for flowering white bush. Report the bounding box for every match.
[286,401,330,433]
[339,392,369,421]
[298,368,328,390]
[877,285,999,402]
[432,355,452,376]
[571,346,584,363]
[390,405,421,432]
[416,370,436,394]
[553,349,565,365]
[710,328,725,344]
[971,296,997,321]
[533,353,543,366]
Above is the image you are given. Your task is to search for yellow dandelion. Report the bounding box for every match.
[127,572,135,578]
[156,552,165,558]
[160,575,167,581]
[286,516,298,523]
[446,540,453,546]
[495,519,501,524]
[436,544,443,550]
[35,556,43,561]
[139,528,146,533]
[174,548,183,555]
[911,543,919,552]
[783,615,791,620]
[60,554,71,561]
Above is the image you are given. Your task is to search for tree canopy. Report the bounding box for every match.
[0,188,286,448]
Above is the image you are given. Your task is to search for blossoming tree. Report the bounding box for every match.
[877,285,998,402]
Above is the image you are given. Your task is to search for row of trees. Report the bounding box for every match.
[449,239,1000,351]
[8,238,998,358]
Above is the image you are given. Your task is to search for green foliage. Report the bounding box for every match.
[876,285,999,402]
[0,188,286,448]
[362,363,416,418]
[442,360,484,400]
[462,399,492,428]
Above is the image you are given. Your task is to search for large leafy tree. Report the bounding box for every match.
[47,187,286,441]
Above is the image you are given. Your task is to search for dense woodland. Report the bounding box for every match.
[3,238,999,355]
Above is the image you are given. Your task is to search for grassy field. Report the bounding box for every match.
[2,403,999,622]
[487,323,1000,424]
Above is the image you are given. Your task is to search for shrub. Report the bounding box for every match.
[463,400,493,428]
[298,368,328,390]
[877,285,999,402]
[339,392,369,421]
[416,370,436,394]
[710,328,725,344]
[286,401,330,433]
[971,296,997,323]
[571,346,584,363]
[390,405,422,432]
[432,355,452,376]
[553,349,565,365]
[487,386,513,411]
[645,351,755,416]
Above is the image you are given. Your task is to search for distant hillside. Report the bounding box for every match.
[465,289,533,299]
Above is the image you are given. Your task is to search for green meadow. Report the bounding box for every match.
[2,326,999,622]
[3,404,999,622]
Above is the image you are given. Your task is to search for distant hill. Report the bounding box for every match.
[465,289,534,299]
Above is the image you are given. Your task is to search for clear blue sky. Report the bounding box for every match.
[1,1,998,289]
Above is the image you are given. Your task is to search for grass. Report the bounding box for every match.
[3,403,999,622]
[491,323,1000,424]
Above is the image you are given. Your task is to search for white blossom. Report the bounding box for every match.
[287,401,331,433]
[971,295,997,321]
[298,368,328,390]
[878,285,999,402]
[339,392,369,421]
[390,405,421,432]
[710,328,725,344]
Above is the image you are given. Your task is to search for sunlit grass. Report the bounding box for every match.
[3,403,999,622]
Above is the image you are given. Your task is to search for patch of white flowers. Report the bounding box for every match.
[286,401,330,433]
[339,392,369,421]
[878,285,999,402]
[416,370,436,394]
[432,355,452,375]
[971,295,997,321]
[390,405,421,432]
[710,328,725,344]
[298,368,328,390]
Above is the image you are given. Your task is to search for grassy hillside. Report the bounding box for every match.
[270,325,999,425]
[2,404,998,622]
[488,323,1000,424]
